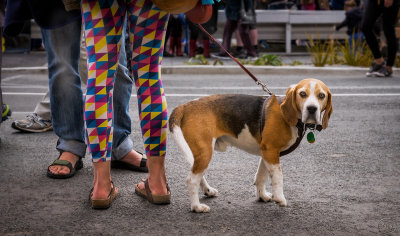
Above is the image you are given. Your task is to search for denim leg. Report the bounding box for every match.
[112,24,134,161]
[41,19,86,158]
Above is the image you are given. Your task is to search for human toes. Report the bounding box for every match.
[49,165,70,175]
[136,181,145,191]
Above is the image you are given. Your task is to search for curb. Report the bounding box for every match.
[161,65,373,76]
[3,65,399,76]
[2,66,48,73]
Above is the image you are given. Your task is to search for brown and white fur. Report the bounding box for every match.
[169,79,333,212]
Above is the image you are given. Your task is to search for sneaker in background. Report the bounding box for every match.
[1,103,12,122]
[384,68,393,77]
[212,52,230,60]
[236,51,248,59]
[11,113,53,133]
[366,62,388,77]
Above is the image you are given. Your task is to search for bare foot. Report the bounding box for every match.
[136,176,167,196]
[91,180,112,200]
[48,152,79,175]
[119,150,148,168]
[91,162,112,200]
[136,156,167,195]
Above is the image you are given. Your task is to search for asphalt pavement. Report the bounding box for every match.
[0,52,400,235]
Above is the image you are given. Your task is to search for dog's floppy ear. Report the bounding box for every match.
[322,89,333,129]
[280,85,298,126]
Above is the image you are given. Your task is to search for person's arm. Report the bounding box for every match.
[335,17,348,31]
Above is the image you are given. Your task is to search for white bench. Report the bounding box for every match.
[216,10,348,53]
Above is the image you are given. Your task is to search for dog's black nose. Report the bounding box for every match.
[307,106,317,114]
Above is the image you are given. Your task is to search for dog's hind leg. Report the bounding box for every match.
[254,158,272,202]
[186,137,214,213]
[187,172,208,212]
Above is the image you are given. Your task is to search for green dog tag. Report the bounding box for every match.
[307,132,315,143]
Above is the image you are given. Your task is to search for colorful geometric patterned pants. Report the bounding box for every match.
[81,0,169,162]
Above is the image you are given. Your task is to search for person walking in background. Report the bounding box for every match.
[214,0,257,59]
[234,26,258,58]
[361,0,399,77]
[187,2,219,58]
[335,0,364,45]
[167,15,184,57]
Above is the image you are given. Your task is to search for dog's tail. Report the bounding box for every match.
[169,106,194,166]
[169,105,184,132]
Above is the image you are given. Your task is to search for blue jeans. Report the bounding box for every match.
[41,18,134,160]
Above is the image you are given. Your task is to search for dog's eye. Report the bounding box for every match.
[299,91,307,98]
[318,93,326,99]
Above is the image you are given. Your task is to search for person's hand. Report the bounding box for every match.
[384,0,393,8]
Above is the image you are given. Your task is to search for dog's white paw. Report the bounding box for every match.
[192,204,211,213]
[257,190,272,202]
[273,195,287,207]
[204,187,218,197]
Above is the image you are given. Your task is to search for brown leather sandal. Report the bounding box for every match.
[111,151,148,172]
[135,179,171,205]
[89,181,119,209]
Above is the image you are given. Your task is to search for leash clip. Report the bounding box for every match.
[255,80,273,95]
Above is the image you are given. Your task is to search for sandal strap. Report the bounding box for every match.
[140,157,147,168]
[49,159,73,171]
[108,181,115,198]
[144,179,154,203]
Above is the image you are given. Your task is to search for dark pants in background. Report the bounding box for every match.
[221,19,256,57]
[361,0,399,66]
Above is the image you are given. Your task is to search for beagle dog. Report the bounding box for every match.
[169,78,333,212]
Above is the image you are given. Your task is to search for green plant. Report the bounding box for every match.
[252,54,283,66]
[306,35,332,67]
[185,55,209,65]
[395,55,400,68]
[213,58,224,66]
[327,39,339,65]
[338,36,373,67]
[290,60,304,66]
[237,58,252,65]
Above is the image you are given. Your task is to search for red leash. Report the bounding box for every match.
[196,23,273,95]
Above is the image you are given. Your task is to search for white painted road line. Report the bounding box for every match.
[3,85,400,90]
[2,66,47,71]
[164,86,400,90]
[3,92,400,97]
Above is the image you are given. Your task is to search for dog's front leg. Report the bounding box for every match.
[254,159,272,202]
[261,149,287,207]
